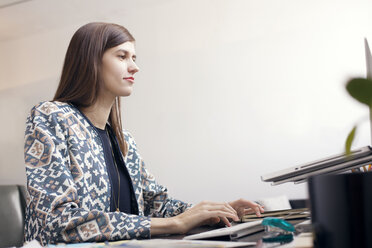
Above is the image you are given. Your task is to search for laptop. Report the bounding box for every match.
[366,38,372,80]
[261,38,372,185]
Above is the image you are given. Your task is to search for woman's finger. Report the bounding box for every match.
[244,208,257,215]
[220,216,231,227]
[243,206,263,217]
[201,216,220,226]
[224,202,238,216]
[218,210,239,221]
[244,206,265,215]
[253,206,262,217]
[244,208,253,214]
[242,199,261,209]
[236,208,245,218]
[202,203,238,217]
[233,199,265,215]
[259,205,265,213]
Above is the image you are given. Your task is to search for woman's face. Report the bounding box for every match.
[100,41,139,99]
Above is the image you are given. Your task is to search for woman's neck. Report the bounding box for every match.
[80,97,115,130]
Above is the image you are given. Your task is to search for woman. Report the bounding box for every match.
[24,22,264,245]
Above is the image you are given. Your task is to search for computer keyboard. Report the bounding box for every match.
[183,220,263,240]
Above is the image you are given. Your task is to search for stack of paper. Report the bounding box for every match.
[242,208,310,222]
[256,195,292,211]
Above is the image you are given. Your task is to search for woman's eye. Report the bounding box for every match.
[119,55,125,60]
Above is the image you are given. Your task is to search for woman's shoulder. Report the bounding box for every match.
[29,101,75,116]
[26,101,78,128]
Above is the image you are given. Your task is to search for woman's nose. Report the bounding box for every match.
[128,61,139,74]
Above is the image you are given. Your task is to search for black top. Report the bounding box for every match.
[96,126,136,214]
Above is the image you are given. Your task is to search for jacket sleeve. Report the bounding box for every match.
[24,102,151,245]
[124,132,193,218]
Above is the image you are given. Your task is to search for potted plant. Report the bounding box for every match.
[345,77,372,155]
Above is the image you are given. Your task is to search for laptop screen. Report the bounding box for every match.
[365,38,372,79]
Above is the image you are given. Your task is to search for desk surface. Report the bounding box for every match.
[44,220,312,248]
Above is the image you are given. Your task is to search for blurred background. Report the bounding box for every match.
[1,0,372,204]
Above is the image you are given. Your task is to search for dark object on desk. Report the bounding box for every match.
[309,172,372,248]
[289,199,309,209]
[0,185,26,248]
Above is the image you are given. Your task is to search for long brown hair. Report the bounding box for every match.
[53,22,135,156]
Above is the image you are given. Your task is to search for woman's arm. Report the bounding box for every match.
[150,201,241,235]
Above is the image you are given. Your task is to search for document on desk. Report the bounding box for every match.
[257,195,292,211]
[242,208,310,222]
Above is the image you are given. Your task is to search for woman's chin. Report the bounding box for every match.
[118,89,133,97]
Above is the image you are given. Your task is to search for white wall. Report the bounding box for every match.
[1,0,372,205]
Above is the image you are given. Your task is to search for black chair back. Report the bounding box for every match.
[0,185,26,247]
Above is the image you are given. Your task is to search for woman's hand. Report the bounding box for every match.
[228,198,264,219]
[172,201,240,234]
[151,199,264,236]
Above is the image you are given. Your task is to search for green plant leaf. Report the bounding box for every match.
[345,126,357,156]
[346,78,372,107]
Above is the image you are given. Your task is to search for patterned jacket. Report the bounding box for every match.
[24,101,191,245]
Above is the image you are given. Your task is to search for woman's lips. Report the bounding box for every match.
[124,77,134,83]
